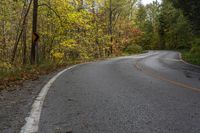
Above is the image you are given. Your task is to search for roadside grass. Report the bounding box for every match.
[181,50,200,66]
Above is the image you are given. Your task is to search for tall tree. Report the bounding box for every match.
[171,0,200,34]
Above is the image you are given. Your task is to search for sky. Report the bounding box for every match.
[142,0,162,5]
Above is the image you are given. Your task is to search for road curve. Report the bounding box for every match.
[37,51,200,133]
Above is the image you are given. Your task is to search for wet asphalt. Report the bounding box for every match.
[39,51,200,133]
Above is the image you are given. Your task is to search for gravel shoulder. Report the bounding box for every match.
[0,68,64,133]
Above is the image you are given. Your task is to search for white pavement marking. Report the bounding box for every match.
[113,52,159,60]
[20,65,77,133]
[162,58,181,62]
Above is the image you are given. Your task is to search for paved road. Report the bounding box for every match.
[38,51,200,133]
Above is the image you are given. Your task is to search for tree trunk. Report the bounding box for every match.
[30,0,38,64]
[11,0,32,63]
[2,20,6,59]
[22,0,29,65]
[109,0,113,55]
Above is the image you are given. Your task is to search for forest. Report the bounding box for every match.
[0,0,199,87]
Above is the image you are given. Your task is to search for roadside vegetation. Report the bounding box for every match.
[182,48,200,66]
[0,0,199,89]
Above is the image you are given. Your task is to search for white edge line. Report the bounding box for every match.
[178,52,200,68]
[20,65,78,133]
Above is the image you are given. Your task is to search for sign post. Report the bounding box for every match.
[30,0,38,64]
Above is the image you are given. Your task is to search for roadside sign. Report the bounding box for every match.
[33,32,39,42]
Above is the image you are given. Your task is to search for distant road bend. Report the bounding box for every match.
[22,51,200,133]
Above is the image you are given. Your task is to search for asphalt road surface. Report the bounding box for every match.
[36,51,200,133]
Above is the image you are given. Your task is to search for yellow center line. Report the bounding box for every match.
[134,62,200,92]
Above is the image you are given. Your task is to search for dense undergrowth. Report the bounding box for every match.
[181,47,200,66]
